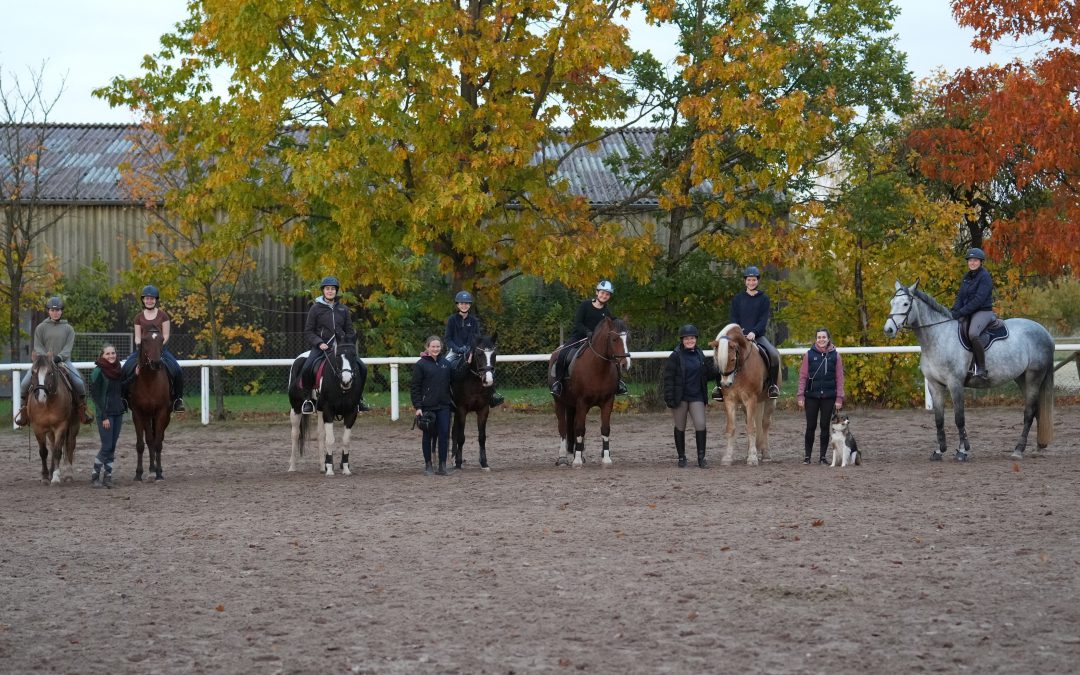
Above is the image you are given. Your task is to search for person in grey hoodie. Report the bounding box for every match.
[15,296,93,427]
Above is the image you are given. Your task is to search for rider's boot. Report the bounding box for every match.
[970,338,990,382]
[14,404,29,427]
[696,430,709,468]
[616,379,629,396]
[711,385,724,402]
[300,386,316,415]
[489,389,505,407]
[78,397,94,424]
[172,398,186,413]
[674,429,687,468]
[549,380,562,398]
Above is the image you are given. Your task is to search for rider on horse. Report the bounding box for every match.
[121,285,186,412]
[298,276,371,415]
[444,290,504,407]
[950,247,994,382]
[14,296,94,427]
[549,280,628,398]
[714,266,781,401]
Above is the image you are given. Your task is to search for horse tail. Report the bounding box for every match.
[1036,365,1054,448]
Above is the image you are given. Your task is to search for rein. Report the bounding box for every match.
[588,328,630,363]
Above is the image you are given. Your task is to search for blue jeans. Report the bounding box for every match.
[94,414,123,475]
[421,408,452,464]
[123,349,183,397]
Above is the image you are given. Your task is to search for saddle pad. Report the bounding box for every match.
[314,360,327,389]
[958,320,1009,352]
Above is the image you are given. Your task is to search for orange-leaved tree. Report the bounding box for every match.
[907,0,1080,277]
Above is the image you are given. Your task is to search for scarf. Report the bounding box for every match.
[96,357,123,380]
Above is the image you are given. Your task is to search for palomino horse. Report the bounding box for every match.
[710,323,777,466]
[551,316,631,467]
[884,280,1055,461]
[129,328,172,481]
[26,353,82,484]
[288,344,364,475]
[451,334,497,470]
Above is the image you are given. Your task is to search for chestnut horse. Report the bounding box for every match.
[129,328,172,481]
[451,334,497,470]
[26,353,82,484]
[551,316,631,467]
[710,323,777,466]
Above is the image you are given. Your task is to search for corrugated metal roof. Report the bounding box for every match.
[2,123,662,207]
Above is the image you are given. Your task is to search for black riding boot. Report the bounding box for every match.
[78,396,94,424]
[970,338,990,382]
[696,430,708,468]
[803,443,812,464]
[489,389,505,407]
[550,380,562,397]
[674,429,687,468]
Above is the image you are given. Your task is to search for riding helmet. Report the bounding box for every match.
[320,276,340,290]
[45,296,64,310]
[140,285,159,299]
[964,247,986,261]
[742,266,761,279]
[596,280,615,295]
[454,290,474,304]
[679,324,699,338]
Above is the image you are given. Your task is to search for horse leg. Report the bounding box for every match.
[62,425,77,483]
[721,400,737,466]
[133,415,146,481]
[36,433,49,483]
[555,400,570,466]
[452,408,466,469]
[759,400,774,462]
[571,406,586,467]
[926,380,949,461]
[476,407,490,470]
[289,410,303,472]
[599,399,614,466]
[322,417,335,476]
[340,415,356,475]
[949,382,971,462]
[745,400,760,466]
[1011,372,1039,460]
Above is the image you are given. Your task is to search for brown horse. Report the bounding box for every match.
[710,323,777,466]
[129,328,172,481]
[551,316,631,467]
[26,353,81,484]
[451,334,497,470]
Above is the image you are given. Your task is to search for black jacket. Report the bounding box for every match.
[304,298,357,350]
[951,267,994,318]
[570,299,612,342]
[730,291,771,337]
[444,312,482,354]
[662,346,716,408]
[410,353,455,411]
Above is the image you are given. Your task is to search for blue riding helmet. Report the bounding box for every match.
[46,296,64,310]
[679,324,699,338]
[454,290,474,304]
[596,280,614,295]
[141,285,159,299]
[965,248,986,261]
[742,266,761,279]
[320,276,340,290]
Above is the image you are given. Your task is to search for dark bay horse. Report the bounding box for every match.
[451,334,497,470]
[710,323,777,466]
[27,353,81,484]
[551,316,631,467]
[288,344,364,475]
[129,328,172,481]
[884,280,1055,461]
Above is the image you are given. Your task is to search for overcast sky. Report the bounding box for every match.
[0,0,1043,125]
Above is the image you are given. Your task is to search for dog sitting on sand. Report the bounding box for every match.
[828,412,861,467]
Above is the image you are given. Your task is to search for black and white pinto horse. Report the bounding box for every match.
[451,334,497,471]
[884,280,1055,461]
[288,344,364,475]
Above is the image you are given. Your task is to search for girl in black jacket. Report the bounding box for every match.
[411,335,456,475]
[662,325,717,468]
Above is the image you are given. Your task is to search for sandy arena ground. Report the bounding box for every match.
[1,403,1078,674]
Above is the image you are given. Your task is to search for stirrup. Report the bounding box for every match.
[490,392,505,407]
[172,399,186,412]
[357,399,372,412]
[616,380,629,396]
[768,384,780,399]
[549,381,562,397]
[711,386,724,402]
[301,399,316,415]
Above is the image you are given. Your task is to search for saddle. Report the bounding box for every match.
[957,318,1008,352]
[557,340,589,380]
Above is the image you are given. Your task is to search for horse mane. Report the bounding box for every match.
[912,287,951,317]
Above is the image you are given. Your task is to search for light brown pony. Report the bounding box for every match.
[710,323,777,466]
[26,352,82,484]
[550,316,631,467]
[129,328,172,481]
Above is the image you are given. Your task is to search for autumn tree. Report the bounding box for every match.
[1,64,67,362]
[117,122,265,420]
[606,0,913,316]
[96,0,659,310]
[907,0,1080,278]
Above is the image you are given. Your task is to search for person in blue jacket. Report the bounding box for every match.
[950,248,995,381]
[411,335,456,476]
[443,290,503,407]
[714,266,780,401]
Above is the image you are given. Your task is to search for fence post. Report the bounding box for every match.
[11,369,21,429]
[201,366,210,425]
[390,363,400,421]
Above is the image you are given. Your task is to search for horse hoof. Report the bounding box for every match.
[746,459,759,467]
[481,465,491,472]
[555,457,568,467]
[1010,451,1023,460]
[929,452,943,462]
[953,452,969,463]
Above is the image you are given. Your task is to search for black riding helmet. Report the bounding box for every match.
[965,248,986,261]
[46,296,64,310]
[742,266,761,279]
[141,285,159,299]
[454,290,474,304]
[320,276,340,291]
[679,324,699,338]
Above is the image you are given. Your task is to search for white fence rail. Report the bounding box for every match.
[5,344,1079,427]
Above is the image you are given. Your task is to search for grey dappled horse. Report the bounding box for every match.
[883,280,1055,461]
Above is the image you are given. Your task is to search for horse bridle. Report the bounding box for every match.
[887,287,956,332]
[468,347,495,380]
[324,344,355,392]
[716,335,741,378]
[29,359,57,396]
[589,328,631,364]
[141,330,164,370]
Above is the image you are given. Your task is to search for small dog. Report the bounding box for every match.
[828,413,861,467]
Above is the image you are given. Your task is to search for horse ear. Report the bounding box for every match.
[911,279,920,292]
[894,280,902,291]
[708,340,719,348]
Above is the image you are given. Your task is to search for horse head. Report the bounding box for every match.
[471,334,497,388]
[335,345,356,390]
[29,352,58,399]
[711,323,750,388]
[140,329,165,369]
[594,317,631,372]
